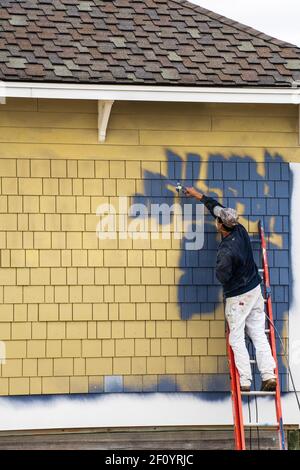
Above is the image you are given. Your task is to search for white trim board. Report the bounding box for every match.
[1,81,300,103]
[289,164,300,392]
[0,392,298,431]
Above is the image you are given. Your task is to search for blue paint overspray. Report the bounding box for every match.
[132,150,291,394]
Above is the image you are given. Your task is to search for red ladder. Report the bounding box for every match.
[226,220,285,450]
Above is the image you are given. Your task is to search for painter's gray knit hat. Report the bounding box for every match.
[218,207,239,228]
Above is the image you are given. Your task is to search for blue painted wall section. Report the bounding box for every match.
[130,151,291,394]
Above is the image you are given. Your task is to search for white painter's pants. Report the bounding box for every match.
[225,284,276,387]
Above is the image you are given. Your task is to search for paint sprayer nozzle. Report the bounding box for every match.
[176,181,187,195]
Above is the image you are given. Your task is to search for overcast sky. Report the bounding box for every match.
[190,0,300,47]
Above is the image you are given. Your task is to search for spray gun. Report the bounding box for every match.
[175,181,188,195]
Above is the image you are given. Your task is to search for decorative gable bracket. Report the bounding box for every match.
[98,100,114,143]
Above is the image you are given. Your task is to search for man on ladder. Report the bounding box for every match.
[185,187,277,392]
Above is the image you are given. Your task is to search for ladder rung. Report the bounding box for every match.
[244,423,278,428]
[265,329,270,333]
[241,391,276,396]
[249,359,256,364]
[258,268,264,273]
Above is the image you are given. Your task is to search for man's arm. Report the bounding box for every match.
[201,194,225,219]
[185,187,224,218]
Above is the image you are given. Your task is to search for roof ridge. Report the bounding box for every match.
[170,0,300,49]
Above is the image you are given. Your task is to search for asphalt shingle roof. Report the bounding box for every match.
[0,0,300,86]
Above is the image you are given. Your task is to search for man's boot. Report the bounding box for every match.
[261,378,277,391]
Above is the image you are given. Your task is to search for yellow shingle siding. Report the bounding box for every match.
[0,98,294,395]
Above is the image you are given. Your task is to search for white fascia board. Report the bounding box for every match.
[1,81,300,104]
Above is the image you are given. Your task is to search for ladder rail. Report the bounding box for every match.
[227,221,285,450]
[226,325,246,450]
[258,220,286,450]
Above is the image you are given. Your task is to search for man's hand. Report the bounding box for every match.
[185,187,203,200]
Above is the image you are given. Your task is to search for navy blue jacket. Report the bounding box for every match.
[201,195,261,298]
